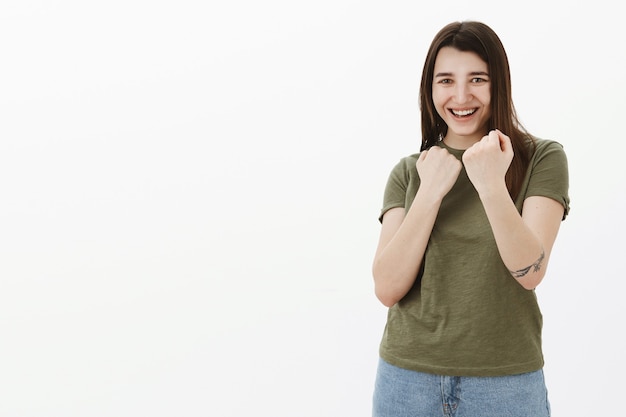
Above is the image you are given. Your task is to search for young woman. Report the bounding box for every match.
[371,21,569,417]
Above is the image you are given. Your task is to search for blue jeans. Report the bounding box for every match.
[373,358,551,417]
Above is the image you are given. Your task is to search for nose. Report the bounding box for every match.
[454,82,472,104]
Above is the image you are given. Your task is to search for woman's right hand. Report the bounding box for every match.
[416,147,462,199]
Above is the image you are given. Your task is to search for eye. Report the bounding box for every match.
[437,78,453,84]
[471,77,488,83]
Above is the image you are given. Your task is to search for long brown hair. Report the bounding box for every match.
[419,21,534,199]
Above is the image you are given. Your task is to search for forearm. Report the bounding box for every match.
[373,192,442,306]
[478,184,546,289]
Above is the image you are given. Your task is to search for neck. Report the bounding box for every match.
[442,135,481,150]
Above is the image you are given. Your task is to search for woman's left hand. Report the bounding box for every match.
[462,129,514,195]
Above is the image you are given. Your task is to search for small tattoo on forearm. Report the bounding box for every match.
[510,250,545,278]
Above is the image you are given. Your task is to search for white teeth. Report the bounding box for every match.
[451,109,476,116]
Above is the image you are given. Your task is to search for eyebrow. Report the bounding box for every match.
[434,71,490,78]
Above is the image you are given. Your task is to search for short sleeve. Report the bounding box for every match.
[525,140,570,220]
[378,157,417,223]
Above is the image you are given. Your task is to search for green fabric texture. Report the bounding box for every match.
[377,138,570,377]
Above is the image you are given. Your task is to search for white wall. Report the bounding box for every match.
[1,1,623,416]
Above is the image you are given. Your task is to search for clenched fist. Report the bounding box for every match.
[416,146,463,200]
[462,129,513,195]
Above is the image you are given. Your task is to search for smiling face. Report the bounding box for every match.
[432,47,491,149]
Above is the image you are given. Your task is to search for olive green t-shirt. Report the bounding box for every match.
[378,138,570,377]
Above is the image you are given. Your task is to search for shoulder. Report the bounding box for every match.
[382,152,422,195]
[397,152,421,166]
[528,137,568,166]
[530,137,567,155]
[388,152,421,176]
